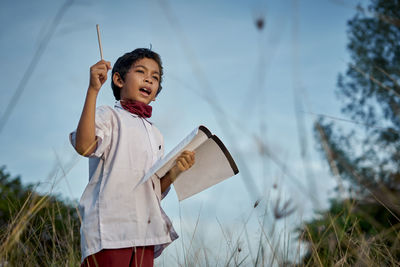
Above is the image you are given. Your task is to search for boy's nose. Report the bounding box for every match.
[144,76,152,84]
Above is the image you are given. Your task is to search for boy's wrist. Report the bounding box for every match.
[169,165,181,183]
[87,87,100,97]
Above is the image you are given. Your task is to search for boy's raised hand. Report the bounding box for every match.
[89,60,111,92]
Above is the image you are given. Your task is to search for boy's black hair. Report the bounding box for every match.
[111,48,163,100]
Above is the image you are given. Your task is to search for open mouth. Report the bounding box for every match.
[139,87,152,96]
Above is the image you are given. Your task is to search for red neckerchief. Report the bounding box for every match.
[120,99,152,118]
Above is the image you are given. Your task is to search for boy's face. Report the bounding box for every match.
[115,58,160,104]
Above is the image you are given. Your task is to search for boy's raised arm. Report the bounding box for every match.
[75,60,111,156]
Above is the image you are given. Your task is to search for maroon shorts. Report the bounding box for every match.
[81,246,154,267]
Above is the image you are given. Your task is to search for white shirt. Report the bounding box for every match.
[70,101,178,262]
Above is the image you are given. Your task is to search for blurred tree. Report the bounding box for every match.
[0,166,81,265]
[319,0,400,193]
[298,0,400,265]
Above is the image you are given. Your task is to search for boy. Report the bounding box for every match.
[70,48,195,266]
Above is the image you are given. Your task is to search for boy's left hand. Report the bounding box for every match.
[161,150,196,191]
[169,150,196,182]
[175,150,195,172]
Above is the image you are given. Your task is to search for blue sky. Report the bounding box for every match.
[0,0,362,263]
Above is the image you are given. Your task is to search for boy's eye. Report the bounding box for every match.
[136,70,144,73]
[153,76,159,81]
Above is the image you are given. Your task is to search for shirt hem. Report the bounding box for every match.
[81,235,173,263]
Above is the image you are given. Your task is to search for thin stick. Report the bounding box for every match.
[96,24,103,60]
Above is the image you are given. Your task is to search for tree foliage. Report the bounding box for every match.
[0,166,81,266]
[299,197,400,266]
[320,0,400,192]
[299,0,400,265]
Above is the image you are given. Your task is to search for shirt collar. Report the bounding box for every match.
[115,100,137,117]
[114,100,153,124]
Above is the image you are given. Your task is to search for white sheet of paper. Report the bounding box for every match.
[135,125,239,201]
[173,137,236,201]
[137,126,209,186]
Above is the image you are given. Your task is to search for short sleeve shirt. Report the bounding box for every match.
[70,102,178,262]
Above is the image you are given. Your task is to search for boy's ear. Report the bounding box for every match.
[113,72,124,87]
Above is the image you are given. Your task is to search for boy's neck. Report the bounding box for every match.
[120,99,152,118]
